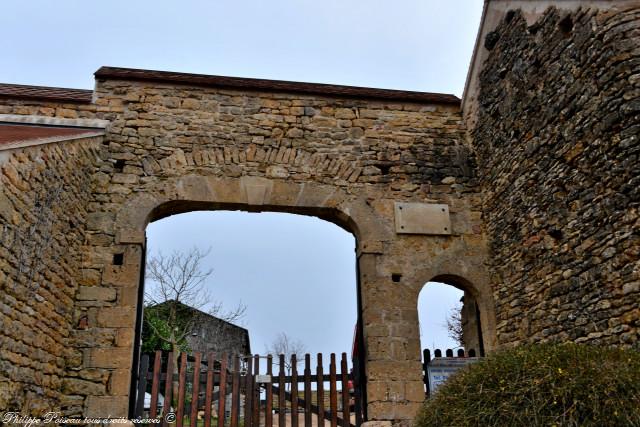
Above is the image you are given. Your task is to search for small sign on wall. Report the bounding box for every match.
[255,374,272,383]
[427,357,479,393]
[394,202,451,235]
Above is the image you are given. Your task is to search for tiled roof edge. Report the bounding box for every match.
[95,66,461,105]
[0,83,93,103]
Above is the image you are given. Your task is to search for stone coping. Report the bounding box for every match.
[95,66,461,105]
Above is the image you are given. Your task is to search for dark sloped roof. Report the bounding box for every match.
[95,66,460,105]
[0,83,92,103]
[0,123,101,147]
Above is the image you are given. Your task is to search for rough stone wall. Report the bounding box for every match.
[0,136,102,415]
[0,77,491,423]
[84,79,485,421]
[473,6,640,347]
[94,80,471,191]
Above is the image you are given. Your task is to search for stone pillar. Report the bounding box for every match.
[360,253,424,423]
[461,292,481,354]
[83,233,145,418]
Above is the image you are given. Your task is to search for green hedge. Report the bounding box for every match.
[415,343,640,427]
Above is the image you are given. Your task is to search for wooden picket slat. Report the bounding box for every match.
[245,356,254,427]
[190,352,202,427]
[266,355,273,427]
[150,351,162,418]
[329,353,338,427]
[218,354,228,427]
[340,353,351,427]
[230,355,241,427]
[316,353,325,427]
[279,354,286,427]
[291,354,299,427]
[162,352,175,427]
[304,354,312,427]
[177,352,188,427]
[204,352,215,427]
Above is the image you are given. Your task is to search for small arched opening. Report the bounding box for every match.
[418,275,490,357]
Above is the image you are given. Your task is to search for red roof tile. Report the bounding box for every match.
[0,124,100,147]
[95,66,460,105]
[0,83,92,103]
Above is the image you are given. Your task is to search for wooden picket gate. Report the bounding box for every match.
[133,351,363,427]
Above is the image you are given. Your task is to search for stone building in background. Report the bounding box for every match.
[142,301,251,357]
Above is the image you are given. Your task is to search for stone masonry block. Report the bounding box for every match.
[77,286,117,302]
[62,377,105,396]
[86,212,115,232]
[85,347,132,369]
[96,307,136,328]
[119,285,140,307]
[108,369,131,396]
[84,395,129,418]
[103,265,140,287]
[116,328,135,348]
[367,361,422,382]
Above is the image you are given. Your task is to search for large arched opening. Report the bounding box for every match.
[143,210,357,359]
[118,180,373,422]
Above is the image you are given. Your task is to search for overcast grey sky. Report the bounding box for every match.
[1,1,483,358]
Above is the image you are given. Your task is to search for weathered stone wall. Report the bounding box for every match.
[94,79,470,191]
[473,6,640,347]
[84,77,489,421]
[0,75,492,423]
[0,136,102,415]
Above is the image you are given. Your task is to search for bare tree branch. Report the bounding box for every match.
[265,332,307,371]
[445,302,464,347]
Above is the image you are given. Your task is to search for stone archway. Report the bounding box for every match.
[104,174,391,413]
[0,67,490,423]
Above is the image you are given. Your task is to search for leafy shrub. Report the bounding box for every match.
[415,343,640,427]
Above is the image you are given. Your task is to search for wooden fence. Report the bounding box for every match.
[133,351,362,427]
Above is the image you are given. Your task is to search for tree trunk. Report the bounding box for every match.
[171,341,180,408]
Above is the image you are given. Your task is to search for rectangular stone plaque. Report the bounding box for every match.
[255,374,272,383]
[394,202,451,235]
